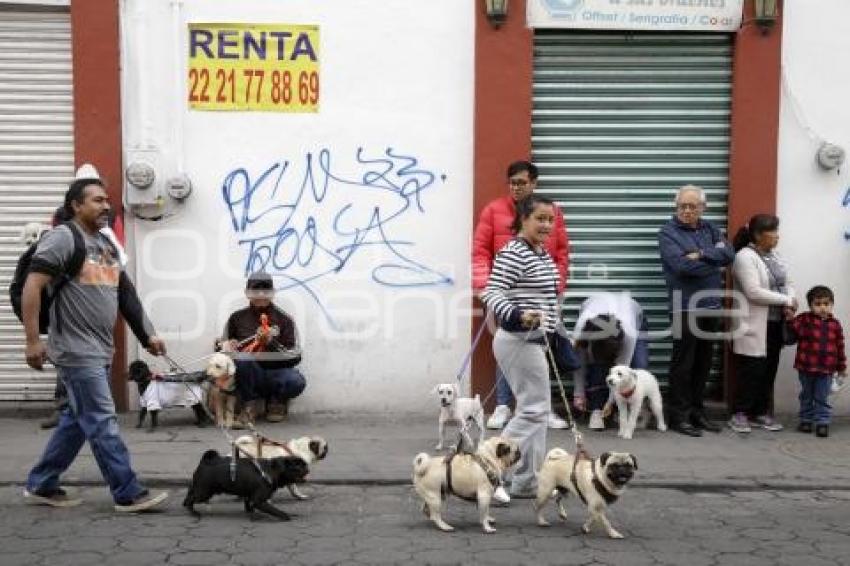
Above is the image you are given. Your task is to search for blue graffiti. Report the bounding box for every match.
[222,147,453,323]
[844,187,850,241]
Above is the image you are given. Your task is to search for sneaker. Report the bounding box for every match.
[815,424,829,438]
[588,409,605,431]
[40,411,60,430]
[831,375,846,395]
[754,415,784,431]
[797,422,813,433]
[114,490,168,513]
[492,485,511,504]
[266,400,288,423]
[548,413,569,430]
[23,487,82,508]
[728,413,752,433]
[486,405,511,429]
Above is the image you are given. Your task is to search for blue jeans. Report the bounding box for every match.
[27,365,145,504]
[495,365,514,406]
[798,372,832,425]
[235,360,306,403]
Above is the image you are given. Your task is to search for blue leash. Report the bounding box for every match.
[455,315,490,384]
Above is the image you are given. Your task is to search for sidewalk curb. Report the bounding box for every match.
[4,479,850,491]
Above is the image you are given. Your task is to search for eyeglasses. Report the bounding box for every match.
[676,202,704,211]
[509,179,530,188]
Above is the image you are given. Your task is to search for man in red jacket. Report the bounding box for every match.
[472,160,571,429]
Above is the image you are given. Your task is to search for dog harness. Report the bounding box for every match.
[568,452,618,505]
[443,452,501,503]
[230,442,273,486]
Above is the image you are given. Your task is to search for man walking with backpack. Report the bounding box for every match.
[20,164,169,512]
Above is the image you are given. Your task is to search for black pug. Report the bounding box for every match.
[183,450,309,520]
[128,360,208,431]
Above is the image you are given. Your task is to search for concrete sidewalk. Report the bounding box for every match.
[1,410,849,490]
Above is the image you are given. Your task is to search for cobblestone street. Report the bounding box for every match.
[1,485,848,565]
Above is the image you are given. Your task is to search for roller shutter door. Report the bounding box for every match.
[0,7,73,400]
[532,31,732,391]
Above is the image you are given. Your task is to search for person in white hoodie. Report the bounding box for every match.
[572,292,650,430]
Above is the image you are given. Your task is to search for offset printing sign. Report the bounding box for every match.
[528,0,744,32]
[188,23,319,112]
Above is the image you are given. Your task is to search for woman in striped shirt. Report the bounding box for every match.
[481,194,560,498]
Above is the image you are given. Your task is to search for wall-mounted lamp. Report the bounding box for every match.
[485,0,508,29]
[753,0,778,34]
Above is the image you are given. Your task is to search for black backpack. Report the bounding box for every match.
[8,222,87,334]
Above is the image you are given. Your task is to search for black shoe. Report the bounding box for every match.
[671,422,703,437]
[691,415,721,433]
[797,422,813,433]
[39,412,59,430]
[815,424,829,438]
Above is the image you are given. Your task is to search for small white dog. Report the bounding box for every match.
[234,434,328,500]
[605,365,666,439]
[20,222,48,246]
[432,383,484,451]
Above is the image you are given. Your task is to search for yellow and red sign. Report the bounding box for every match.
[187,23,320,112]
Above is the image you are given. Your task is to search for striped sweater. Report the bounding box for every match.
[481,238,560,334]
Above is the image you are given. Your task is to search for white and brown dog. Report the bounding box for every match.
[206,352,237,428]
[432,383,485,451]
[535,448,638,539]
[605,365,666,439]
[233,434,328,500]
[413,436,520,534]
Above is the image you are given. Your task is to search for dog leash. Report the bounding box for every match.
[162,352,277,486]
[542,336,588,457]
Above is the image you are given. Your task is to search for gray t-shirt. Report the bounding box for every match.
[34,222,121,366]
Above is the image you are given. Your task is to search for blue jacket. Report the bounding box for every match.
[657,216,735,311]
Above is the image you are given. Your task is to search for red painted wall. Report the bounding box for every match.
[472,0,534,409]
[71,0,128,410]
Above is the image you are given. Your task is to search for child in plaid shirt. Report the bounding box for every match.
[788,285,847,438]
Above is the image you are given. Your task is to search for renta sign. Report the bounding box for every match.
[527,0,744,32]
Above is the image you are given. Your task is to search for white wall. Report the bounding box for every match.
[775,0,850,415]
[120,0,475,412]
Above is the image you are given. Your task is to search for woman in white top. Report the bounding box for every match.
[481,194,560,498]
[729,214,797,433]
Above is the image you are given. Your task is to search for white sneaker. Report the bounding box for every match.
[548,413,569,429]
[486,405,511,429]
[114,490,168,513]
[493,485,511,504]
[589,410,605,430]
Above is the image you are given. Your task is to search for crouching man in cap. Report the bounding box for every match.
[220,272,306,426]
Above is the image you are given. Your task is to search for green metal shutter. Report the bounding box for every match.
[532,31,732,390]
[0,8,73,400]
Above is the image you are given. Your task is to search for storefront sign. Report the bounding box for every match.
[187,23,319,112]
[528,0,743,32]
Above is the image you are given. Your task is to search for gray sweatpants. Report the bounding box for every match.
[493,329,550,494]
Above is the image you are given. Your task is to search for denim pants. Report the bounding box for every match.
[798,372,832,425]
[234,360,306,403]
[27,365,145,504]
[494,330,549,494]
[494,366,514,406]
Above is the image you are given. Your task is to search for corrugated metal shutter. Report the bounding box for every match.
[532,31,732,391]
[0,8,73,400]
